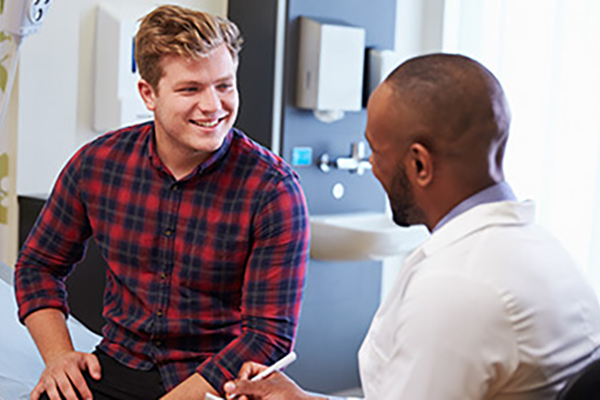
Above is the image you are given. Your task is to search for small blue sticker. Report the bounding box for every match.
[291,147,313,167]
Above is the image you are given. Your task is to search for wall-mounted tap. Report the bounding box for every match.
[318,142,372,175]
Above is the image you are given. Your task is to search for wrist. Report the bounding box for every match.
[43,348,76,364]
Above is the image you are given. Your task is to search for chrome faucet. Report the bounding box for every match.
[318,142,372,175]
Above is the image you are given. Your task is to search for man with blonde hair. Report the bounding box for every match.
[15,5,309,400]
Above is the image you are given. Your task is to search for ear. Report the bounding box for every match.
[138,79,157,112]
[406,143,433,188]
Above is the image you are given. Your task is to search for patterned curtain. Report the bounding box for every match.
[0,0,22,265]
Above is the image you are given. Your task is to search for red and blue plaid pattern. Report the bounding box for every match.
[15,122,309,392]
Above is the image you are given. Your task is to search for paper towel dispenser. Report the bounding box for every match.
[367,49,402,98]
[296,17,366,114]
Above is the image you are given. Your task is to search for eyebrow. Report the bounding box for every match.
[174,74,236,87]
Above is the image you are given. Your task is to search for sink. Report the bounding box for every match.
[309,212,429,261]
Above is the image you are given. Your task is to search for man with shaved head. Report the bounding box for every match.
[224,54,600,399]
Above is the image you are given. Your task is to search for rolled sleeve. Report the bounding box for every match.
[14,149,92,323]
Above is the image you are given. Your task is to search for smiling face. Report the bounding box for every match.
[138,44,239,173]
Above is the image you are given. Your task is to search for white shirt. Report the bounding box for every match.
[358,200,600,400]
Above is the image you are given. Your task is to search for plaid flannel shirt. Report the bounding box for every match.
[15,122,309,393]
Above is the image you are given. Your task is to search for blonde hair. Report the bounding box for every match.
[134,4,243,89]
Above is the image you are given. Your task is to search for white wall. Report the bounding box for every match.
[15,0,227,197]
[395,0,445,60]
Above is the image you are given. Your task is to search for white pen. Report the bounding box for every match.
[206,352,298,400]
[250,351,297,381]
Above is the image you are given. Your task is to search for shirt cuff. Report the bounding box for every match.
[196,359,233,396]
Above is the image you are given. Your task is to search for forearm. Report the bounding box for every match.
[24,308,75,363]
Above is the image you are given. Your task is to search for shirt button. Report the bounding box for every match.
[155,340,162,347]
[160,272,167,280]
[172,185,179,192]
[157,310,163,317]
[164,229,173,237]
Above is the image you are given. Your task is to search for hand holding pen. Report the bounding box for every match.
[240,351,297,383]
[218,352,322,400]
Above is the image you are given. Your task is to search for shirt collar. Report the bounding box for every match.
[147,123,234,180]
[432,181,517,233]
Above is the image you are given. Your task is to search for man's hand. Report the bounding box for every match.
[23,309,101,400]
[223,362,323,400]
[30,350,101,400]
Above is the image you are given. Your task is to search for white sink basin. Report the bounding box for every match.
[309,212,429,261]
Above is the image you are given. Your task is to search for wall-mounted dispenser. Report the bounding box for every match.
[367,49,402,98]
[296,17,365,123]
[93,2,155,132]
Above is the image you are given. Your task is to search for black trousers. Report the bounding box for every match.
[39,350,166,400]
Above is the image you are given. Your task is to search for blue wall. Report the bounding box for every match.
[230,0,397,393]
[283,0,396,394]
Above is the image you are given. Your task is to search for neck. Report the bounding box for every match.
[154,136,210,181]
[429,179,511,232]
[161,150,208,180]
[423,175,500,230]
[166,161,199,181]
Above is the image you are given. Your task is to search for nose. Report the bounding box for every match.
[197,87,221,114]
